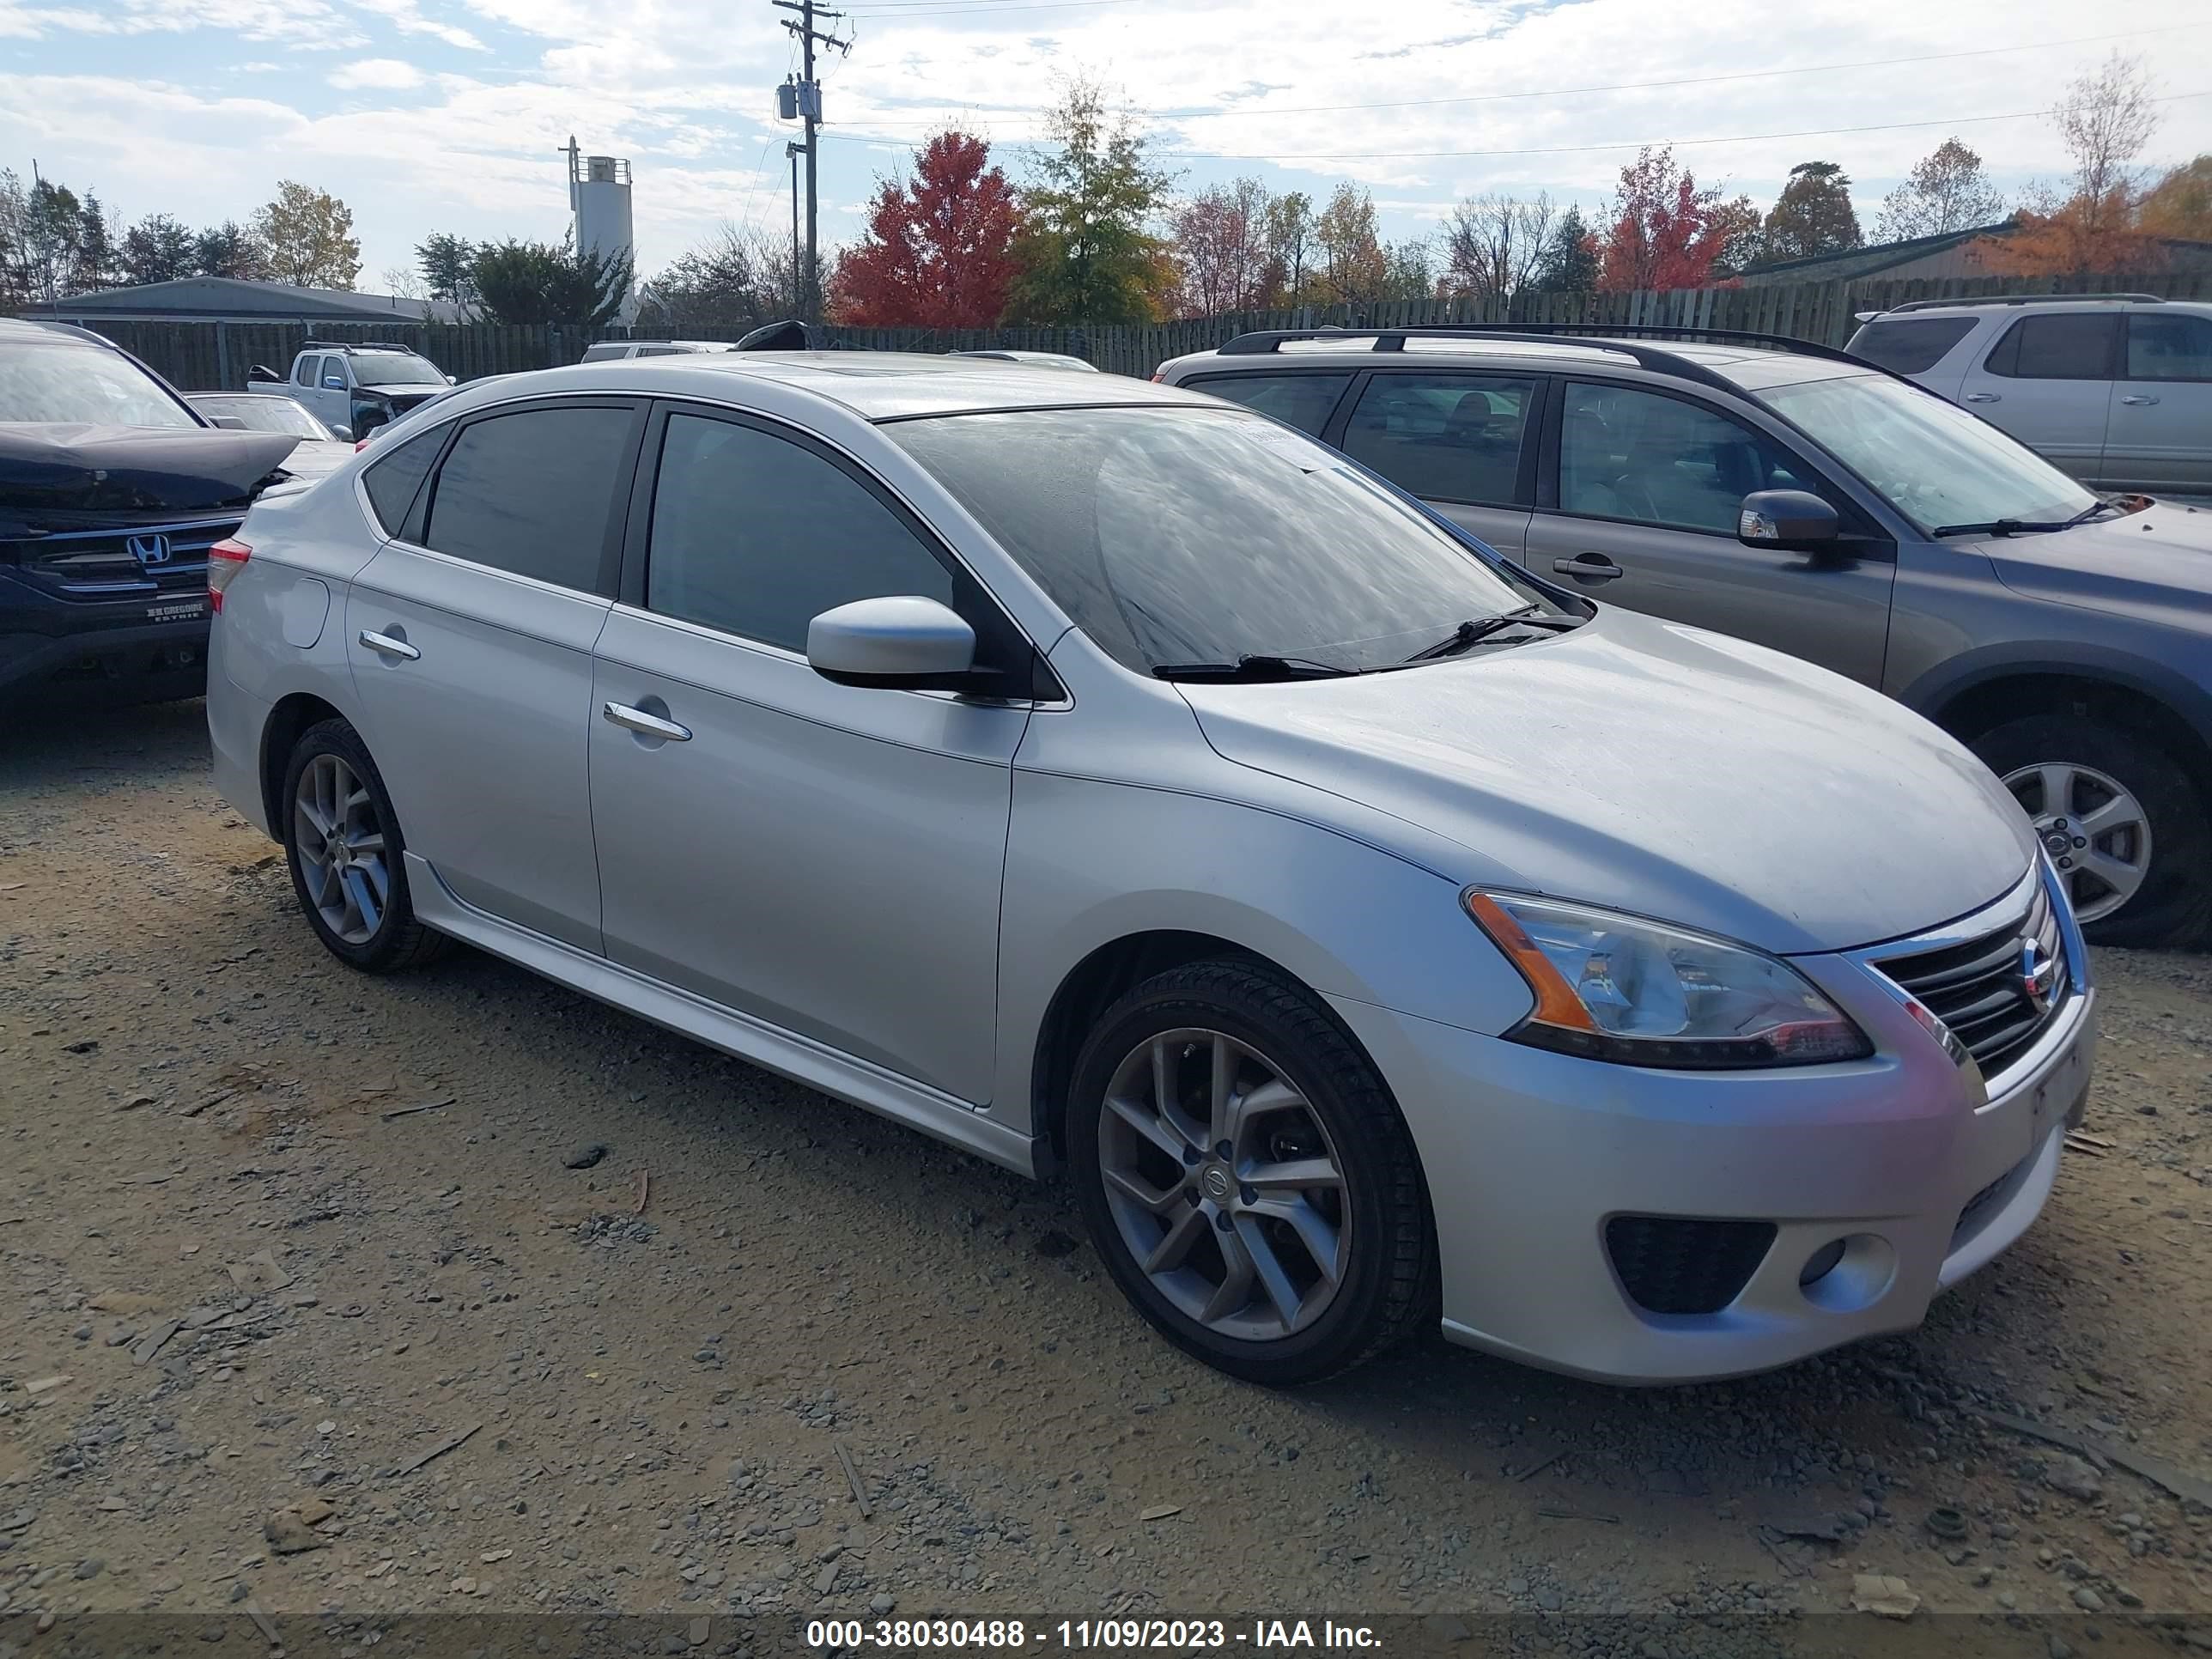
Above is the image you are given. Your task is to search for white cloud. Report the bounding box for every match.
[356,0,487,51]
[330,56,426,88]
[0,0,366,46]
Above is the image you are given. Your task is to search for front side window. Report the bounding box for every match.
[646,412,953,653]
[1759,371,2094,533]
[886,405,1553,676]
[2125,313,2212,381]
[0,339,197,428]
[1185,373,1351,437]
[1559,383,1803,534]
[421,405,633,591]
[1341,373,1534,505]
[1984,313,2119,380]
[320,358,349,389]
[1848,317,1978,374]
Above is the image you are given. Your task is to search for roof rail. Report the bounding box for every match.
[299,339,419,352]
[1212,323,1893,394]
[1881,293,2166,314]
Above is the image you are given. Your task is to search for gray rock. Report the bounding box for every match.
[2072,1588,2105,1613]
[870,1595,896,1614]
[2045,1455,2102,1502]
[1534,1588,1564,1612]
[565,1143,609,1170]
[73,1558,102,1580]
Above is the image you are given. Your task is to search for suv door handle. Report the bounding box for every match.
[358,629,419,661]
[1553,554,1624,581]
[1961,392,2001,404]
[603,701,692,743]
[2119,394,2160,406]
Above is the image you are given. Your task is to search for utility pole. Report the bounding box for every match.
[787,141,806,313]
[773,0,847,320]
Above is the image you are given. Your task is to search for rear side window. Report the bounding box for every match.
[1340,373,1534,504]
[645,412,954,652]
[579,343,628,362]
[1183,373,1351,436]
[1848,317,1976,374]
[361,427,443,535]
[422,405,635,592]
[1984,314,2119,380]
[295,355,319,387]
[2125,313,2212,381]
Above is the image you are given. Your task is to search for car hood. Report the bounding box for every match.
[1985,498,2212,615]
[0,423,299,517]
[273,440,354,481]
[1178,608,2034,956]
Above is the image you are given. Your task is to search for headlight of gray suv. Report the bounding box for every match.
[1463,890,1873,1068]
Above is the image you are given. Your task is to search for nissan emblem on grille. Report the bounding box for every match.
[126,532,173,566]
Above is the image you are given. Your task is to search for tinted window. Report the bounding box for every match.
[579,343,629,363]
[2125,313,2212,381]
[646,413,953,652]
[1985,313,2118,380]
[362,426,445,536]
[422,405,633,590]
[886,406,1552,676]
[295,355,318,387]
[1848,317,1977,374]
[1185,373,1351,436]
[636,344,684,357]
[1560,384,1806,535]
[1341,373,1534,503]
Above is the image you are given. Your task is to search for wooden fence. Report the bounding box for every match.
[42,269,2212,390]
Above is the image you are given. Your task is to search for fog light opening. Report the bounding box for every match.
[1799,1238,1847,1287]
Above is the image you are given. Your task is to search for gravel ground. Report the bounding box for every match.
[2,702,2209,1650]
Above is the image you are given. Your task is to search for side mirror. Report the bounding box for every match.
[322,376,346,391]
[329,422,353,443]
[806,595,976,690]
[1738,489,1840,553]
[206,414,250,430]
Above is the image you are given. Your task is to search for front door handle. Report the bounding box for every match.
[2119,394,2160,406]
[1553,553,1624,581]
[603,701,692,743]
[1961,392,2001,404]
[358,629,419,660]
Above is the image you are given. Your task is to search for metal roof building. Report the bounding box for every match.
[43,276,467,325]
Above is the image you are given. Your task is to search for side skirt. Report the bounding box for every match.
[404,853,1042,1178]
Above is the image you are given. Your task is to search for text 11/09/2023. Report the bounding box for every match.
[804,1621,1384,1650]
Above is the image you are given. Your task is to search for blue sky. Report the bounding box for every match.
[3,0,2209,293]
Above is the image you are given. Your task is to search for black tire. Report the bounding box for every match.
[1971,714,2212,949]
[1066,958,1435,1385]
[280,717,449,972]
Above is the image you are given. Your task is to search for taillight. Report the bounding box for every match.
[208,538,251,613]
[355,437,371,452]
[1149,370,1164,382]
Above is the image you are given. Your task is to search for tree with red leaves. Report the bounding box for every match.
[828,131,1019,327]
[1595,147,1734,292]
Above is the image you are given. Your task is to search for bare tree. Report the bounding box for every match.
[2056,52,2160,206]
[1438,192,1556,304]
[1875,138,2007,241]
[380,264,428,301]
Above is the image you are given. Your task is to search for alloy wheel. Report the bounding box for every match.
[293,752,391,945]
[1096,1028,1351,1341]
[2002,759,2153,924]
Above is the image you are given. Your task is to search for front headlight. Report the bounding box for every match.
[1463,890,1873,1069]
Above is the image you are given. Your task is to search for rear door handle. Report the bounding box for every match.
[1553,554,1624,581]
[358,629,419,660]
[2119,394,2160,406]
[1961,392,2001,404]
[603,701,692,743]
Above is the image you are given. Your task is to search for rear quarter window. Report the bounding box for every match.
[1848,317,1977,374]
[361,426,444,536]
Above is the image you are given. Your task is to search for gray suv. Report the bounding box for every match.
[1157,326,2212,946]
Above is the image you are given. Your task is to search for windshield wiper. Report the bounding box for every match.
[1400,606,1574,665]
[1152,654,1360,683]
[1931,518,2074,538]
[2060,498,2120,528]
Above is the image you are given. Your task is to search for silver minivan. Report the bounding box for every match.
[207,353,2093,1387]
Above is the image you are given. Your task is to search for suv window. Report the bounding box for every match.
[362,426,445,536]
[1850,317,1977,374]
[1559,383,1805,535]
[1183,373,1351,436]
[2125,312,2212,381]
[1341,373,1534,504]
[295,355,319,388]
[421,405,634,591]
[646,411,954,653]
[1983,313,2119,380]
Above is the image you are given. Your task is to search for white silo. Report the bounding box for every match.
[564,136,636,323]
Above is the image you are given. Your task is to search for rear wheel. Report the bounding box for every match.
[281,718,447,972]
[1972,714,2211,947]
[1066,959,1434,1385]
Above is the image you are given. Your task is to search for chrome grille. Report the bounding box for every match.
[6,517,237,601]
[1874,883,2068,1083]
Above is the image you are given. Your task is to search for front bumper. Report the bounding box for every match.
[1331,869,2095,1384]
[0,608,211,704]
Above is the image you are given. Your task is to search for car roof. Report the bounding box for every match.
[0,318,118,350]
[437,351,1212,422]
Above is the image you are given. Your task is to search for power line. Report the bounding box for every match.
[837,22,2206,127]
[836,0,1139,15]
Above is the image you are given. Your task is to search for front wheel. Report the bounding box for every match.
[1066,959,1434,1385]
[1972,713,2211,948]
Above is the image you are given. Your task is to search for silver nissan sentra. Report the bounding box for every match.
[205,354,2095,1386]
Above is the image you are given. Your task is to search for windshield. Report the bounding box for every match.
[1760,372,2094,534]
[350,354,447,387]
[191,395,329,438]
[0,339,196,428]
[888,405,1555,674]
